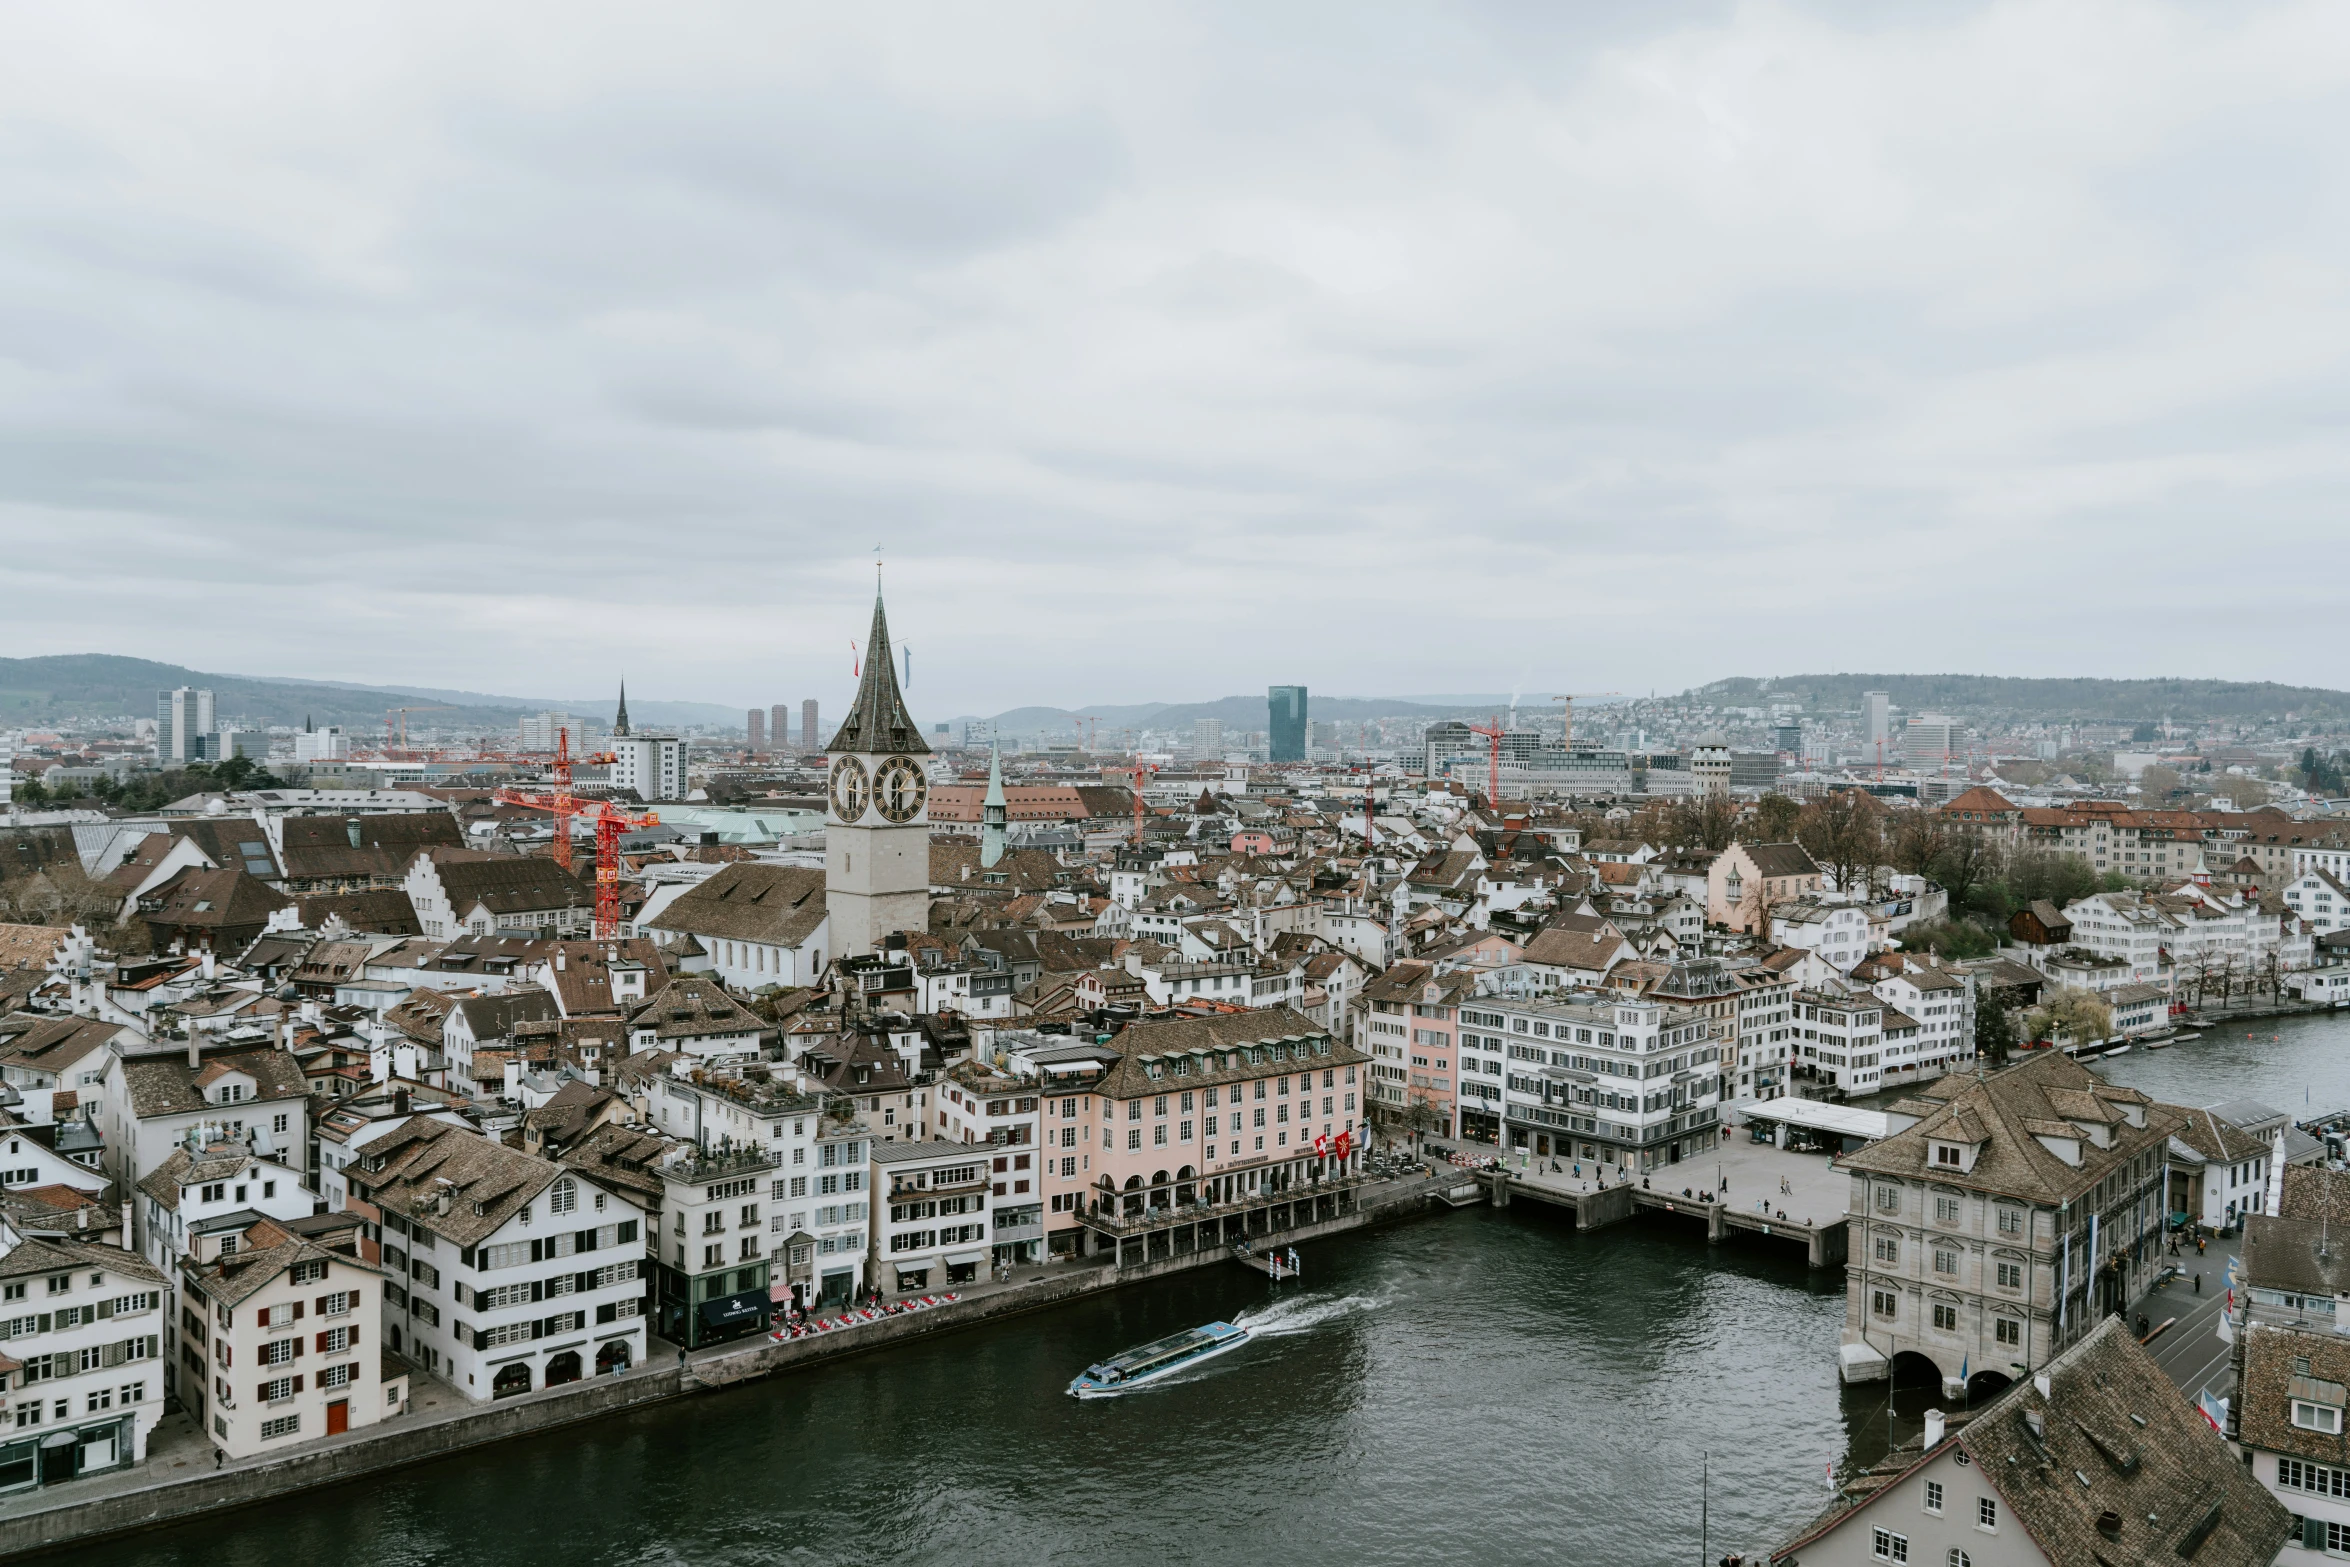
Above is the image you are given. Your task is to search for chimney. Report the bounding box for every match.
[120,1195,134,1250]
[1923,1408,1946,1449]
[393,1087,411,1117]
[187,1031,201,1071]
[557,949,567,971]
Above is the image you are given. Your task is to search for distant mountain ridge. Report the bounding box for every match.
[0,655,738,731]
[1692,674,2350,725]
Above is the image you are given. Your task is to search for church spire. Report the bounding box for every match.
[613,680,631,738]
[980,742,1008,868]
[827,585,928,756]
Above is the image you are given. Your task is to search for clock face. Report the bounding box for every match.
[874,755,929,824]
[829,756,869,821]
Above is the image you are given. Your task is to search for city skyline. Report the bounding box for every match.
[3,6,2347,712]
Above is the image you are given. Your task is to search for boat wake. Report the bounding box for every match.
[1234,1291,1385,1339]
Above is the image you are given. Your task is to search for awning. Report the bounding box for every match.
[700,1287,771,1329]
[944,1250,987,1268]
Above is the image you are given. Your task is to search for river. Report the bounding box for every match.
[60,1009,2350,1567]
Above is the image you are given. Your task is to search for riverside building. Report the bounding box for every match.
[1464,995,1723,1171]
[1056,1008,1370,1269]
[344,1119,648,1400]
[1836,1053,2179,1398]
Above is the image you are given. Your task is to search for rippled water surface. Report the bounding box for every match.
[71,1206,1884,1567]
[83,1013,2350,1567]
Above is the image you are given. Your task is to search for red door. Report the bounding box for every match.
[325,1400,349,1436]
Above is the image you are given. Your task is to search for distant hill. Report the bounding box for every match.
[0,655,736,733]
[1692,674,2350,726]
[968,693,1524,739]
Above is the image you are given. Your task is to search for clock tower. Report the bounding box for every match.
[824,584,932,960]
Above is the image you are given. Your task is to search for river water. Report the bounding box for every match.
[64,1009,2350,1567]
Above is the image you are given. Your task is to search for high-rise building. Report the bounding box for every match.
[747,709,766,749]
[611,734,686,801]
[156,688,216,765]
[771,705,790,752]
[1901,714,1963,772]
[1268,686,1308,763]
[293,727,349,763]
[803,700,820,752]
[1864,692,1891,748]
[518,712,579,753]
[1193,718,1224,760]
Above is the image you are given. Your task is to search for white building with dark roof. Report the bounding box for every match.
[0,1237,167,1491]
[343,1118,648,1400]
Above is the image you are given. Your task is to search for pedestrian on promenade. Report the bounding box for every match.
[2194,1273,2201,1293]
[2197,1237,2206,1255]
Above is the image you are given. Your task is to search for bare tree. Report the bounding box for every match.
[1797,790,1882,901]
[1752,792,1803,843]
[1930,834,2003,921]
[1889,812,1947,879]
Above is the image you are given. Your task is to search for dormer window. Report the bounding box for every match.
[1934,1144,1961,1168]
[2294,1400,2344,1434]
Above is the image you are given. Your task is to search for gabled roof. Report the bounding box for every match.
[647,862,827,947]
[418,849,591,914]
[279,813,464,882]
[1775,1317,2289,1567]
[1840,1052,2182,1205]
[345,1116,581,1246]
[1730,841,1820,879]
[121,1044,309,1118]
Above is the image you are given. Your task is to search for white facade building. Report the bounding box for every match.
[1459,995,1723,1172]
[346,1119,648,1400]
[0,1239,167,1492]
[611,735,686,803]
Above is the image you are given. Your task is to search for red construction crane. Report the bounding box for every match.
[1108,763,1158,846]
[1467,715,1506,809]
[492,785,658,940]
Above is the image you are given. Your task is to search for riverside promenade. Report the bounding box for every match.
[0,1170,1450,1561]
[1472,1134,1854,1267]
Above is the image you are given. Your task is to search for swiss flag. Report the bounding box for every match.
[1314,1134,1329,1157]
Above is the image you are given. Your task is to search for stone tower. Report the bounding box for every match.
[824,586,931,959]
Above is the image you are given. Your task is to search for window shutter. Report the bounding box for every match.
[293,1337,303,1357]
[2310,1519,2329,1551]
[531,1280,545,1304]
[531,1318,545,1340]
[473,1328,488,1351]
[316,1331,328,1353]
[293,1301,305,1320]
[530,1239,543,1263]
[461,1246,476,1268]
[97,1299,113,1320]
[578,1229,594,1252]
[293,1374,304,1393]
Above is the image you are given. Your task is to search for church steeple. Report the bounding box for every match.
[613,680,631,738]
[980,742,1008,868]
[827,586,928,756]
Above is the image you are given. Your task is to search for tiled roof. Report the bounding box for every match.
[646,863,826,947]
[423,850,591,914]
[1774,1317,2290,1567]
[1840,1052,2182,1205]
[121,1044,309,1118]
[279,813,463,882]
[1089,1006,1362,1100]
[0,1234,165,1286]
[345,1116,569,1247]
[2241,1327,2350,1465]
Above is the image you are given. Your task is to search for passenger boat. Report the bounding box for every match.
[1067,1322,1251,1398]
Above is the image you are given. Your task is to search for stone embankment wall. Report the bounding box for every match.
[0,1173,1447,1561]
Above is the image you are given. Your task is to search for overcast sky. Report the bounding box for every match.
[4,2,2348,721]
